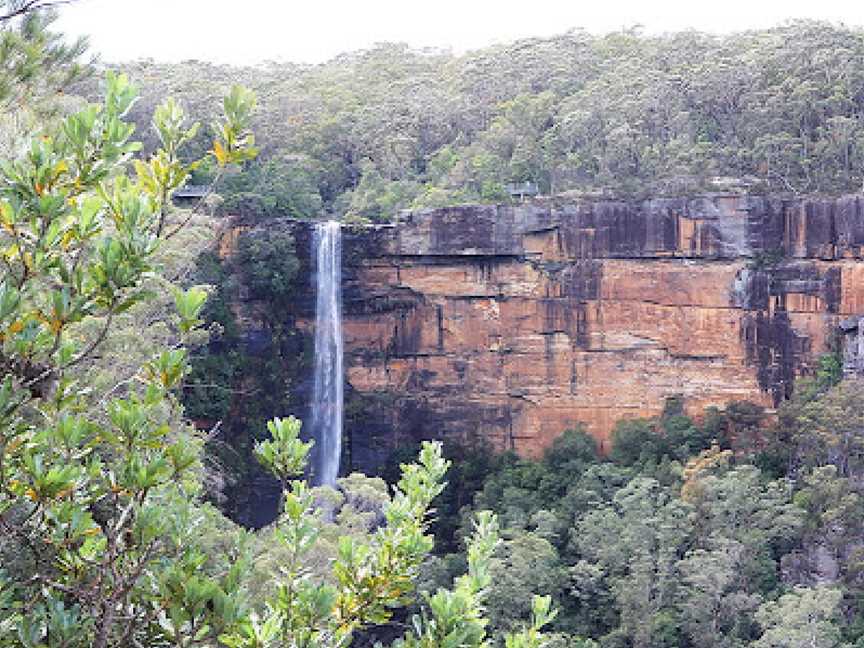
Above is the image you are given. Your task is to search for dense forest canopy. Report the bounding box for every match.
[97,21,864,221]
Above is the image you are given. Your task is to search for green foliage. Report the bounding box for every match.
[815,352,844,391]
[609,410,715,469]
[181,224,308,523]
[221,438,456,647]
[108,23,864,222]
[0,65,260,645]
[793,466,864,594]
[504,596,558,648]
[395,512,557,648]
[418,378,864,646]
[576,477,691,647]
[542,426,599,475]
[608,419,662,466]
[676,542,761,647]
[753,586,845,648]
[236,228,300,302]
[12,14,864,648]
[342,160,421,222]
[485,531,567,638]
[211,85,258,167]
[383,439,505,553]
[173,285,208,332]
[180,249,240,422]
[254,416,310,485]
[218,157,323,219]
[790,379,864,478]
[792,351,847,406]
[394,511,500,648]
[0,3,89,114]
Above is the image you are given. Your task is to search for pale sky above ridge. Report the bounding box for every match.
[56,0,864,66]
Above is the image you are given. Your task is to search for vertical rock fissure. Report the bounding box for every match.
[311,221,343,486]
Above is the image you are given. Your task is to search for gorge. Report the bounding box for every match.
[202,192,864,522]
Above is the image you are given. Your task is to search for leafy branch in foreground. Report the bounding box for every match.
[0,69,258,647]
[394,510,556,648]
[235,422,449,647]
[244,422,556,648]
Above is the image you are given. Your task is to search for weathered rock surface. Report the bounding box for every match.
[221,194,864,473]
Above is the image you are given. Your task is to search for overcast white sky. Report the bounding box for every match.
[56,0,864,66]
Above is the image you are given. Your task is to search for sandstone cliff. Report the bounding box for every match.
[217,193,864,476]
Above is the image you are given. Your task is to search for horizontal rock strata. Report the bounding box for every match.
[223,194,864,469]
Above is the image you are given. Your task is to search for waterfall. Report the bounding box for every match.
[310,221,343,486]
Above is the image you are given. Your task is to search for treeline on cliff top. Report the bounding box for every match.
[91,20,864,221]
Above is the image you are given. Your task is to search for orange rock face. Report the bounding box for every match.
[333,194,864,459]
[220,194,864,467]
[346,257,770,456]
